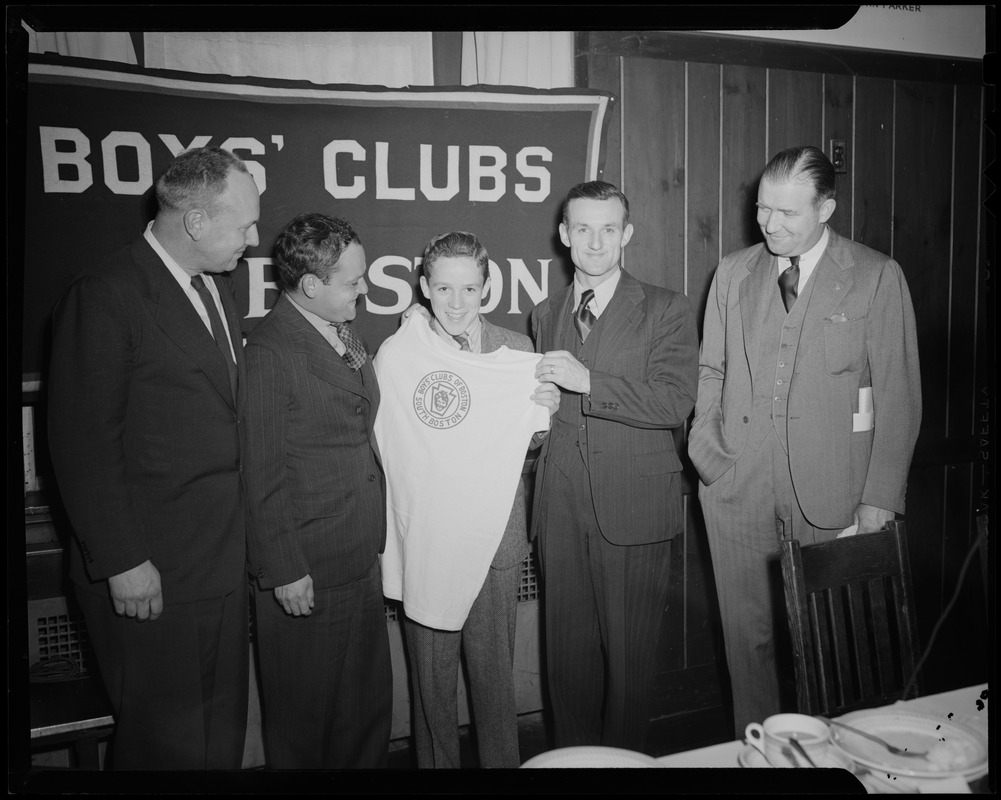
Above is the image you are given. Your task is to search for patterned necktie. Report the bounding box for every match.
[778,255,800,313]
[453,332,471,352]
[329,322,368,371]
[190,274,238,400]
[574,288,597,343]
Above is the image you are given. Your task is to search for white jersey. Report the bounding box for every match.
[374,313,550,630]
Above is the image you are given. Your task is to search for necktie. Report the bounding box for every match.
[574,289,597,343]
[330,322,368,371]
[778,255,800,313]
[190,274,238,400]
[453,332,471,351]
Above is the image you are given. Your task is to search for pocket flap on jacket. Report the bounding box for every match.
[634,449,682,476]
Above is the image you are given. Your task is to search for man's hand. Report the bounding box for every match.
[855,504,895,534]
[402,303,432,322]
[532,380,562,416]
[108,559,163,621]
[275,575,315,616]
[535,351,590,395]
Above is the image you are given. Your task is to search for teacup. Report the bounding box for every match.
[745,713,830,767]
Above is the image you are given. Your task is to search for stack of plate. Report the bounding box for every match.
[829,708,989,783]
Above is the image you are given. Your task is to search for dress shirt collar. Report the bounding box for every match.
[286,293,346,355]
[573,267,621,319]
[777,225,830,291]
[432,313,482,353]
[144,220,208,294]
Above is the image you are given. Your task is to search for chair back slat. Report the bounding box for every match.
[780,521,920,717]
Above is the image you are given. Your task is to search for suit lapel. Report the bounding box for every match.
[798,229,855,347]
[272,295,372,401]
[739,247,776,373]
[591,271,646,366]
[132,238,237,409]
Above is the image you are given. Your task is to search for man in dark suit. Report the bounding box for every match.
[47,146,259,769]
[242,212,392,769]
[689,146,921,734]
[531,181,699,752]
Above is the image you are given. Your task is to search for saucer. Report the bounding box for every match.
[738,744,854,770]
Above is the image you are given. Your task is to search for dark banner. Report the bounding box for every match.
[22,57,612,380]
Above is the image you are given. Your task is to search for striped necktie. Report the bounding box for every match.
[574,289,596,343]
[453,332,471,351]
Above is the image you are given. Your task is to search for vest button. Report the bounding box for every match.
[743,416,749,423]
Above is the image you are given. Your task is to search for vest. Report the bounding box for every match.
[746,268,818,454]
[549,296,607,471]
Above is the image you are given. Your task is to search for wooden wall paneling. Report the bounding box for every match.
[894,79,955,444]
[766,68,823,158]
[686,61,722,330]
[935,86,990,691]
[891,79,956,685]
[823,73,855,239]
[852,77,894,255]
[720,65,768,256]
[947,85,984,440]
[621,57,686,291]
[583,53,622,189]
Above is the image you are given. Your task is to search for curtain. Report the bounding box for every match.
[142,31,435,87]
[25,27,138,65]
[460,31,574,88]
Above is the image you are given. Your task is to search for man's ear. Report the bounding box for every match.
[419,275,431,300]
[558,222,571,248]
[300,273,318,298]
[621,223,635,247]
[818,198,837,225]
[183,208,206,241]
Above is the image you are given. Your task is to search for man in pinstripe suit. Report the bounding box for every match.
[243,213,392,769]
[531,182,699,752]
[689,146,921,735]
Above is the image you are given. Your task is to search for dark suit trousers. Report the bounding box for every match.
[700,428,841,736]
[537,450,674,753]
[402,561,522,769]
[75,582,249,770]
[254,561,392,769]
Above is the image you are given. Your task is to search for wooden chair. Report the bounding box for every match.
[779,520,920,717]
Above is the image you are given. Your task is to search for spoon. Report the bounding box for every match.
[787,737,819,767]
[818,715,928,758]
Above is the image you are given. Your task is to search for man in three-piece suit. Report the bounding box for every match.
[688,145,922,735]
[531,181,699,752]
[47,147,259,769]
[242,212,392,769]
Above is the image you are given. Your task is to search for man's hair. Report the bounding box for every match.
[761,145,836,205]
[561,180,631,227]
[273,213,360,292]
[421,231,489,283]
[154,146,249,217]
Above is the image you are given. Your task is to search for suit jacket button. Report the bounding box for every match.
[368,474,376,482]
[356,406,363,414]
[743,416,749,423]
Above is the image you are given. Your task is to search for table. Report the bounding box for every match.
[656,684,990,793]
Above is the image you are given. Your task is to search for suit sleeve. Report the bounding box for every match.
[585,290,699,429]
[688,258,737,485]
[861,260,922,512]
[243,340,310,588]
[47,275,150,579]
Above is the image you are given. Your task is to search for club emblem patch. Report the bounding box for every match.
[413,371,471,428]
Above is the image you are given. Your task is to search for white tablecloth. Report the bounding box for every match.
[656,684,989,793]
